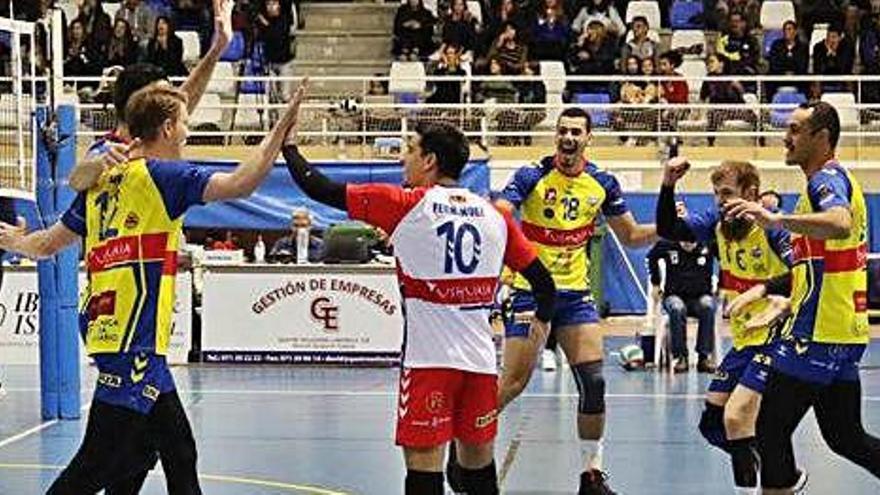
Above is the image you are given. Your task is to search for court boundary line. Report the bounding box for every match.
[0,463,350,494]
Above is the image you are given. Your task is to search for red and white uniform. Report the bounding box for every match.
[347,183,537,447]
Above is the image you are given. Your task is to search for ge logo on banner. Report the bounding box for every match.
[310,297,339,332]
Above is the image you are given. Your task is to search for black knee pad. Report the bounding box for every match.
[405,470,443,495]
[572,361,605,414]
[699,403,729,451]
[460,460,499,495]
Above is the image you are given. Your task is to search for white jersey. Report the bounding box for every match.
[347,183,536,375]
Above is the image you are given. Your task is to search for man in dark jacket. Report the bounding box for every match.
[648,235,716,373]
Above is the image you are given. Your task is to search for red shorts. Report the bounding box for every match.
[395,367,499,448]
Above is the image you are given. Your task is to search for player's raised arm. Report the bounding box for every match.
[202,80,308,202]
[179,0,234,114]
[282,144,347,211]
[656,156,699,241]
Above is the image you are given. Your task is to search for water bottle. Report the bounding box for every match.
[254,234,265,263]
[296,228,309,264]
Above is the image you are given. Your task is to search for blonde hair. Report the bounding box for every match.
[710,160,760,195]
[124,83,189,142]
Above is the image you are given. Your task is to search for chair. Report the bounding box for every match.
[770,90,806,128]
[625,1,661,33]
[760,1,796,30]
[103,2,121,19]
[763,29,783,56]
[389,61,427,95]
[678,59,707,98]
[670,30,706,58]
[670,0,704,29]
[178,31,201,66]
[573,92,610,128]
[221,31,246,62]
[206,61,236,98]
[190,93,223,128]
[466,1,482,27]
[821,92,859,129]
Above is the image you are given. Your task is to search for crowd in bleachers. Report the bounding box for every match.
[393,0,880,114]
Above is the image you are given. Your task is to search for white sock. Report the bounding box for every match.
[734,487,756,495]
[580,439,603,471]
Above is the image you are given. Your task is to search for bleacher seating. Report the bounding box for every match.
[770,89,807,128]
[821,92,859,129]
[573,92,611,128]
[221,31,246,62]
[625,2,662,33]
[179,31,201,66]
[670,0,703,29]
[670,30,706,58]
[760,1,796,30]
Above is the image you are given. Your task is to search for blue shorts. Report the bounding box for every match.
[93,353,176,415]
[505,290,599,338]
[708,345,772,394]
[769,339,866,386]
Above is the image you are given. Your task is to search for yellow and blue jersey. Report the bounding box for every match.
[61,157,213,413]
[683,208,792,350]
[500,156,629,292]
[784,163,869,345]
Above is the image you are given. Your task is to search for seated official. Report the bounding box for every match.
[269,209,324,263]
[648,238,717,374]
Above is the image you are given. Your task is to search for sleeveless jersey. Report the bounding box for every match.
[784,163,869,344]
[500,156,629,291]
[685,209,792,350]
[346,184,536,374]
[61,157,213,356]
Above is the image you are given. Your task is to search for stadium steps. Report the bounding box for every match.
[301,2,398,32]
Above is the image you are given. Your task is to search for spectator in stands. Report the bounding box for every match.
[174,0,213,52]
[802,0,847,36]
[812,23,855,96]
[116,0,156,47]
[145,15,187,76]
[485,21,530,75]
[620,15,657,64]
[614,55,658,145]
[648,236,717,374]
[567,19,616,94]
[428,43,467,103]
[715,11,759,76]
[484,0,525,50]
[760,190,783,211]
[107,18,140,67]
[393,0,437,61]
[767,20,809,98]
[715,0,760,31]
[76,0,113,61]
[658,50,688,104]
[440,0,479,58]
[530,0,569,61]
[212,230,241,251]
[270,209,324,262]
[64,19,103,89]
[844,5,863,45]
[571,0,625,39]
[860,12,880,102]
[256,0,292,73]
[481,57,518,102]
[700,53,752,146]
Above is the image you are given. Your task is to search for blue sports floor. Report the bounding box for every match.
[1,337,879,494]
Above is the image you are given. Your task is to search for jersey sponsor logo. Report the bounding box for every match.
[854,291,867,312]
[97,372,122,388]
[400,274,497,305]
[712,370,729,382]
[124,211,140,229]
[310,296,340,332]
[86,291,117,321]
[131,354,149,383]
[142,384,159,402]
[751,246,763,259]
[475,409,498,429]
[521,221,595,247]
[426,390,446,414]
[543,188,558,205]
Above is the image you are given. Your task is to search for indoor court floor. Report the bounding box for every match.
[1,336,879,495]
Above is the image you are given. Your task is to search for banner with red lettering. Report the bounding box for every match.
[200,269,404,365]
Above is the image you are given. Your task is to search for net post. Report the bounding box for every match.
[35,106,59,420]
[55,104,80,419]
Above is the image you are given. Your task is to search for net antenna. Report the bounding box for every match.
[0,15,38,200]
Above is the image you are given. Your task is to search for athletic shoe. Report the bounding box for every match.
[673,356,689,373]
[791,469,808,493]
[697,356,717,374]
[542,349,558,371]
[579,469,617,495]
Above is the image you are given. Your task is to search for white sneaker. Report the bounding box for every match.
[791,469,808,493]
[542,349,557,371]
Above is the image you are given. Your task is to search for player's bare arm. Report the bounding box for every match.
[179,0,234,114]
[203,80,308,202]
[0,221,78,260]
[723,198,852,240]
[606,212,657,247]
[69,139,142,192]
